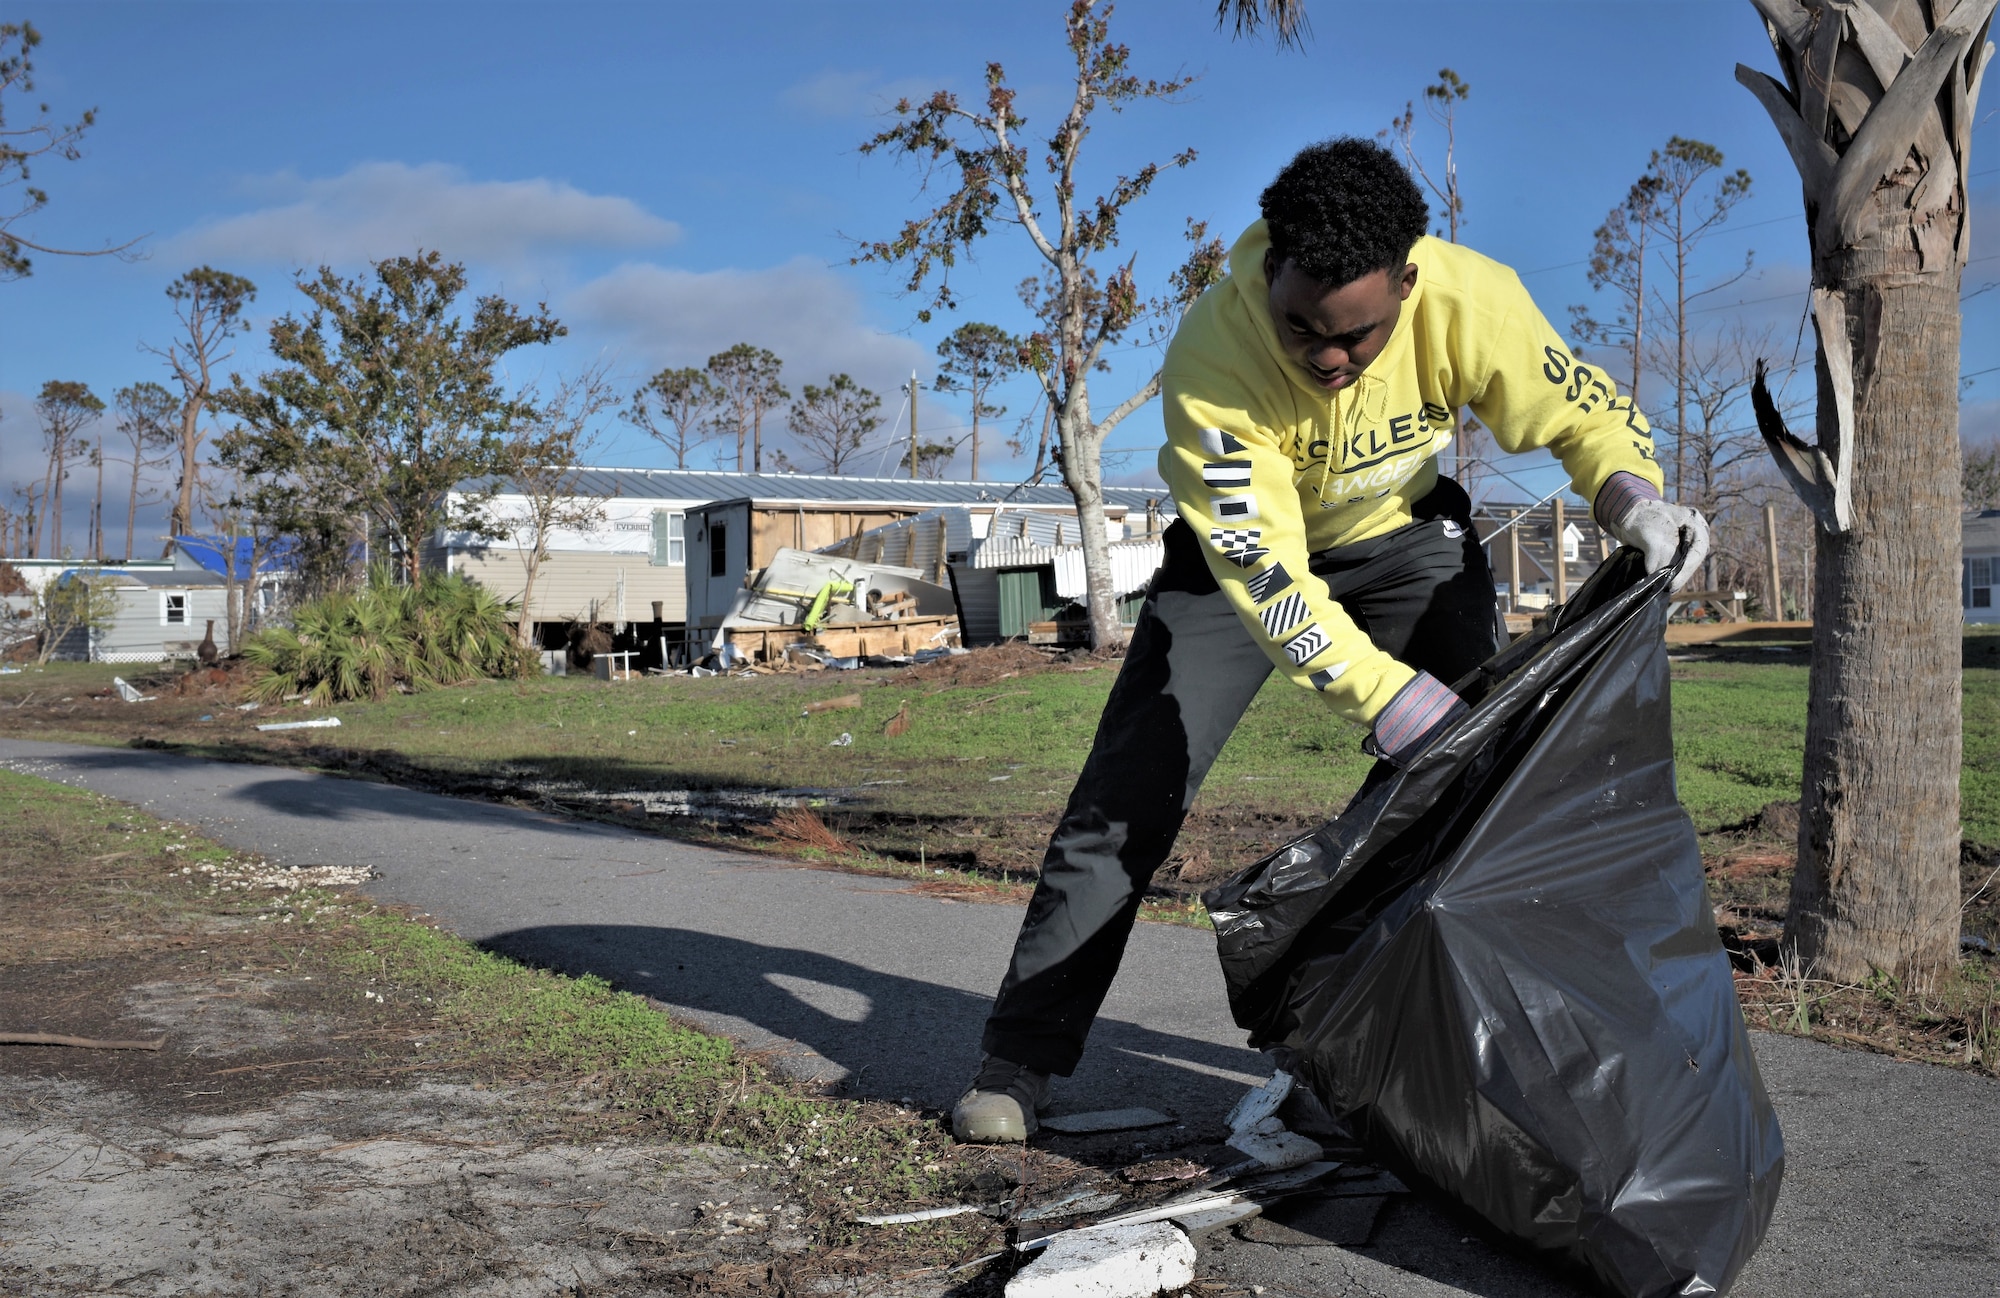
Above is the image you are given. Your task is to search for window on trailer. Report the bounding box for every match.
[1969,557,1994,609]
[652,511,685,566]
[163,593,187,626]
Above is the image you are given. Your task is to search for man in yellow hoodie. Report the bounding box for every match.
[952,138,1708,1143]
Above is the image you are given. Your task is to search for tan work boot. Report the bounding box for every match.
[950,1055,1052,1143]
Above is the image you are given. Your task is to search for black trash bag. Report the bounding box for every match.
[1202,548,1783,1298]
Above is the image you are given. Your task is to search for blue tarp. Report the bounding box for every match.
[173,535,300,576]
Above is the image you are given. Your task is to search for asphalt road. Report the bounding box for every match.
[3,737,1994,1298]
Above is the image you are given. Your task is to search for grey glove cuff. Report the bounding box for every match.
[1365,671,1468,766]
[1594,471,1662,528]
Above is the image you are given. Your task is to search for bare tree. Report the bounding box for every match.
[858,1,1226,647]
[785,374,882,474]
[0,22,141,281]
[1384,68,1470,242]
[1967,435,2000,509]
[1571,174,1665,404]
[87,439,103,559]
[626,367,718,469]
[1636,138,1753,498]
[198,468,278,653]
[499,371,617,647]
[935,322,1022,480]
[1380,69,1497,501]
[705,345,787,473]
[33,380,100,558]
[1737,0,1995,985]
[112,381,177,560]
[147,267,256,547]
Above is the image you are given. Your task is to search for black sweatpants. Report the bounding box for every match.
[980,484,1499,1076]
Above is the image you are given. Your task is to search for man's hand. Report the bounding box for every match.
[1366,671,1467,767]
[1597,472,1710,590]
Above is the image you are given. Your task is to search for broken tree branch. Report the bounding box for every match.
[0,1031,166,1050]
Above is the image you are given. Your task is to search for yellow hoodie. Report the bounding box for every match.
[1159,221,1664,724]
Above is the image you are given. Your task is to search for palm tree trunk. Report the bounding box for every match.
[1737,0,1992,986]
[1786,275,1963,983]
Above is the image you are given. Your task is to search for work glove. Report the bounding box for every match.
[1365,670,1468,767]
[1596,471,1710,591]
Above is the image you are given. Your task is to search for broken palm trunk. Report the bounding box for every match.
[1203,549,1784,1298]
[707,547,961,664]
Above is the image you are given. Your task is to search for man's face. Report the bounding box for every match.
[1264,252,1418,392]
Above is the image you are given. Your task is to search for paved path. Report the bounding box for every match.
[2,738,1994,1298]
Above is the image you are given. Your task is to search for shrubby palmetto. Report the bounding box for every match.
[243,567,529,705]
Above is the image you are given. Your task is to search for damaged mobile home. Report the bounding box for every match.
[687,485,1171,663]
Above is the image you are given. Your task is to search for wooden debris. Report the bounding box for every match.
[0,1032,165,1051]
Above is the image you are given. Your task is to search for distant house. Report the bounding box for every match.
[1471,500,1611,611]
[431,467,1168,648]
[1967,510,2000,624]
[44,568,231,663]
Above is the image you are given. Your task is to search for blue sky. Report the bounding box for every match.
[4,0,1997,556]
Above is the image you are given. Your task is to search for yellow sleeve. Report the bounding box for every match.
[1159,379,1416,725]
[1467,275,1666,505]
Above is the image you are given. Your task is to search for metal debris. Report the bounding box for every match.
[1016,1190,1125,1222]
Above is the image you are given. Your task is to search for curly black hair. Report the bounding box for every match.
[1259,138,1429,286]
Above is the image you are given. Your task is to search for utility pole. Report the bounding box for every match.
[908,373,919,479]
[1763,503,1783,621]
[1551,497,1568,605]
[1507,509,1522,613]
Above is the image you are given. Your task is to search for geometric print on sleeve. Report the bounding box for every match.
[1200,461,1252,490]
[1258,589,1308,639]
[1198,427,1248,457]
[1210,493,1259,522]
[1208,527,1268,568]
[1283,622,1331,666]
[1245,561,1291,604]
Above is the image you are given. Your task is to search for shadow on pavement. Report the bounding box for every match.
[484,923,1266,1118]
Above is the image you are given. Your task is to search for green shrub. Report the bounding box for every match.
[243,567,530,704]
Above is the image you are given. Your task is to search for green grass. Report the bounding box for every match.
[0,762,977,1233]
[6,628,1997,870]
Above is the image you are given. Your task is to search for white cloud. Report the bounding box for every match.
[567,257,927,406]
[781,68,941,118]
[166,162,680,267]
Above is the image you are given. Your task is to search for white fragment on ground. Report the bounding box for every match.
[1226,1128,1324,1172]
[1039,1107,1174,1134]
[1225,1069,1293,1135]
[256,716,342,732]
[1005,1221,1196,1298]
[112,676,154,703]
[854,1204,982,1225]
